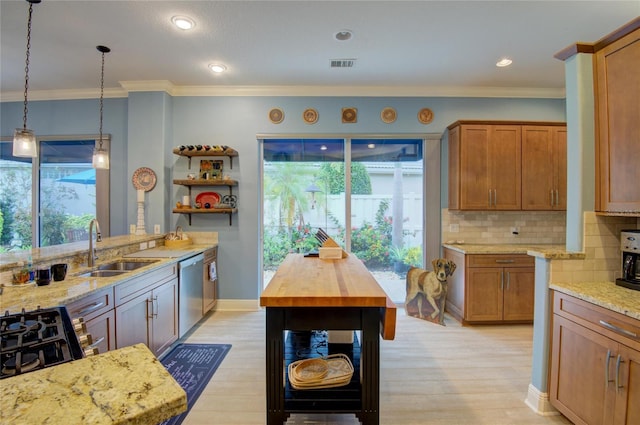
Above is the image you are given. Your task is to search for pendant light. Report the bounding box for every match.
[92,45,111,169]
[12,0,41,158]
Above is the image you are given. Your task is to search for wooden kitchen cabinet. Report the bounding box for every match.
[550,291,640,425]
[448,120,566,211]
[66,286,116,354]
[448,122,521,210]
[114,264,178,357]
[594,22,640,215]
[521,126,567,210]
[443,248,534,324]
[202,247,218,314]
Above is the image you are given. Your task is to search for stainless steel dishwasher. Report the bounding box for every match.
[178,253,204,337]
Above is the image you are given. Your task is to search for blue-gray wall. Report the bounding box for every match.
[1,94,566,300]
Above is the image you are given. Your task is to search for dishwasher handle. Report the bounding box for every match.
[180,253,204,269]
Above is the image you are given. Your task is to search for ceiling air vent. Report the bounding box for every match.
[330,59,356,68]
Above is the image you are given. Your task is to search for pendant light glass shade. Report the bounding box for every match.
[13,0,40,158]
[92,143,109,169]
[13,128,37,157]
[92,45,111,169]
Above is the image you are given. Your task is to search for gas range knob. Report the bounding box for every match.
[84,347,99,357]
[72,317,87,334]
[78,333,94,349]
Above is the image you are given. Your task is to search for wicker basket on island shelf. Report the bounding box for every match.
[288,353,354,390]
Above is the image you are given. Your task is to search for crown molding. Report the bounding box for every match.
[1,81,566,102]
[0,87,127,102]
[172,84,565,99]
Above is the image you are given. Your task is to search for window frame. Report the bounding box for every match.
[0,135,110,248]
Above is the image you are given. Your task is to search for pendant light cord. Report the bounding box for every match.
[22,1,34,130]
[96,45,110,150]
[99,49,105,149]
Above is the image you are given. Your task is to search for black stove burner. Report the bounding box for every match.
[7,320,40,332]
[2,352,41,376]
[1,306,83,379]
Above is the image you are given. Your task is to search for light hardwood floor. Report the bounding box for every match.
[180,308,572,425]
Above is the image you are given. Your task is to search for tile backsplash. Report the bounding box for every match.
[441,209,567,245]
[550,212,639,283]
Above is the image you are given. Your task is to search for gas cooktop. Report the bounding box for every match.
[0,306,83,379]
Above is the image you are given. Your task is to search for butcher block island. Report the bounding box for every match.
[260,253,396,425]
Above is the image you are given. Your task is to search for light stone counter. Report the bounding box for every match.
[0,243,216,314]
[550,281,640,320]
[442,243,586,260]
[1,343,187,425]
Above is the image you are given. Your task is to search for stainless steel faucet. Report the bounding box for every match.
[88,218,102,267]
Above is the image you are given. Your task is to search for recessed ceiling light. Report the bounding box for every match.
[367,144,375,149]
[496,58,513,67]
[208,64,227,73]
[320,145,328,151]
[171,16,195,30]
[335,30,353,41]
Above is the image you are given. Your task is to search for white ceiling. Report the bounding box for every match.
[1,1,638,100]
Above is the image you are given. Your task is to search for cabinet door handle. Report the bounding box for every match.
[555,190,559,206]
[506,272,510,290]
[550,190,554,207]
[599,320,638,339]
[605,350,613,386]
[495,259,515,264]
[493,189,497,207]
[72,301,104,317]
[146,298,153,319]
[500,271,504,291]
[88,337,105,350]
[616,355,625,389]
[488,190,492,207]
[152,295,159,318]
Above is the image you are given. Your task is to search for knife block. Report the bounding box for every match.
[318,237,348,259]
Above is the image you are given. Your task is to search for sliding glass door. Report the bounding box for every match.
[260,136,424,304]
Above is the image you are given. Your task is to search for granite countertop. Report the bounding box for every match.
[0,243,215,314]
[550,281,640,321]
[1,343,187,425]
[442,243,586,260]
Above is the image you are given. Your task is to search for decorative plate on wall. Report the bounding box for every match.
[303,108,318,124]
[381,107,397,124]
[418,108,434,124]
[342,107,357,123]
[268,108,284,124]
[132,167,157,191]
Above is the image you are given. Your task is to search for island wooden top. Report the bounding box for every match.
[260,253,391,308]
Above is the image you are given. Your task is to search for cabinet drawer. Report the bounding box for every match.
[66,287,114,321]
[115,264,178,306]
[204,247,217,262]
[468,254,533,268]
[553,291,640,350]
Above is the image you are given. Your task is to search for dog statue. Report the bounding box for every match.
[405,259,457,325]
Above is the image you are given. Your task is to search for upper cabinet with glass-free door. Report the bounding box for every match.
[447,120,566,211]
[448,122,521,210]
[594,20,640,215]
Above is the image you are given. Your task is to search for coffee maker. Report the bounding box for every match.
[616,229,640,291]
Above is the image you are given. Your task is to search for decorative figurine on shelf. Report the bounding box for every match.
[200,159,223,180]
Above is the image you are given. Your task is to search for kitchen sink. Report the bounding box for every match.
[78,270,130,278]
[96,260,158,271]
[75,260,159,278]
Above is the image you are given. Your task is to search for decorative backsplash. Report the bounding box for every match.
[441,209,567,245]
[550,212,639,283]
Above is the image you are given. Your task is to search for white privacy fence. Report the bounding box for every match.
[264,193,424,248]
